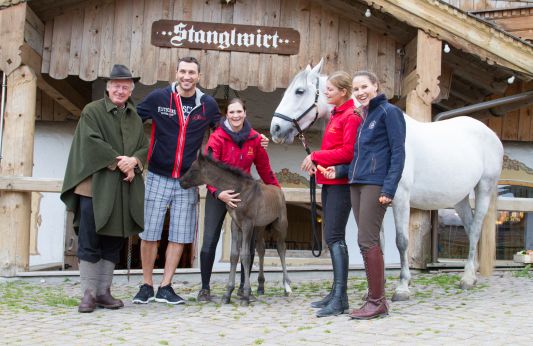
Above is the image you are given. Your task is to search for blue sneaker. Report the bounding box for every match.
[155,284,185,305]
[132,284,155,304]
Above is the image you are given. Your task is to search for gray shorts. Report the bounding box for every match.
[140,171,199,244]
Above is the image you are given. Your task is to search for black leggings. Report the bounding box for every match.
[200,193,255,290]
[77,196,124,264]
[322,184,352,246]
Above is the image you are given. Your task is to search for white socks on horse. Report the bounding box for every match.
[80,259,116,296]
[79,260,99,297]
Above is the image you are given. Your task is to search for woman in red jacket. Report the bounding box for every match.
[197,98,280,302]
[301,71,362,317]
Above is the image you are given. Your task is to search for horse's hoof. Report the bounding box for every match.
[222,296,231,304]
[257,288,265,295]
[392,291,410,302]
[240,299,250,307]
[459,280,476,290]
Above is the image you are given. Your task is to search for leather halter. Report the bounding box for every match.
[272,78,320,154]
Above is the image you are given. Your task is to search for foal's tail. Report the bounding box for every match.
[479,190,497,277]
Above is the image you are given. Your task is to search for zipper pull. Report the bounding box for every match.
[240,153,243,160]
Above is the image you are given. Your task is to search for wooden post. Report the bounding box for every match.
[0,65,37,276]
[404,30,441,269]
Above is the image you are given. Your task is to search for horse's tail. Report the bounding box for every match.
[478,190,497,277]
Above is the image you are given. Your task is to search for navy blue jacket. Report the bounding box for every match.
[137,83,221,178]
[343,93,406,198]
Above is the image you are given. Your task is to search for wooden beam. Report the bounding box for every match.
[0,177,63,193]
[0,3,25,75]
[20,43,86,117]
[361,0,533,77]
[0,65,37,276]
[404,30,442,269]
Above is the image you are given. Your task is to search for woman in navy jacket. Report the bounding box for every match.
[327,70,406,319]
[348,71,406,319]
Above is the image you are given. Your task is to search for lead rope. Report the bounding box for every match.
[298,132,322,258]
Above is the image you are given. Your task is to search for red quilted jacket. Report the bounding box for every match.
[311,98,361,185]
[204,126,280,196]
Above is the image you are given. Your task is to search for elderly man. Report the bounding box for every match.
[61,64,148,313]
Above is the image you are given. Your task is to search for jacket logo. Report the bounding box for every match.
[328,127,337,133]
[191,114,206,121]
[368,120,376,129]
[247,147,254,156]
[157,106,176,118]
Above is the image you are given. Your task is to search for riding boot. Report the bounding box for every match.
[349,245,388,320]
[311,247,334,308]
[95,259,124,309]
[78,260,98,313]
[316,240,349,317]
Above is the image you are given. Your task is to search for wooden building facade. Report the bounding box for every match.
[0,0,532,276]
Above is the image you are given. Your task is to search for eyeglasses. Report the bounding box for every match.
[108,84,132,92]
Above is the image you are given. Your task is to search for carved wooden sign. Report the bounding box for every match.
[152,20,300,55]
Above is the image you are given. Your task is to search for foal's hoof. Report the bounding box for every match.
[240,299,250,306]
[391,291,410,302]
[459,280,476,290]
[222,295,231,304]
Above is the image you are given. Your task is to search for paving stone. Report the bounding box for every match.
[1,272,532,345]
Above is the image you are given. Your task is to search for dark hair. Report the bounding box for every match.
[225,98,246,113]
[177,56,200,73]
[327,71,352,98]
[353,70,379,90]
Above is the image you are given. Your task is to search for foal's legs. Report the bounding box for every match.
[255,227,266,295]
[222,221,242,304]
[272,217,292,296]
[239,220,255,306]
[392,195,411,301]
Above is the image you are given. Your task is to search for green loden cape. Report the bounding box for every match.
[61,95,148,237]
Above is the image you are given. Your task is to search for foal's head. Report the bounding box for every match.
[179,152,254,190]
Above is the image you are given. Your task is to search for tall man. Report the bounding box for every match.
[61,64,148,313]
[133,57,222,304]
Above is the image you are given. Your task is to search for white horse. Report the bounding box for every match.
[270,60,503,301]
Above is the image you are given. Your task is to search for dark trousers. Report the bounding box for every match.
[322,184,352,246]
[77,196,125,264]
[350,184,387,251]
[200,193,255,290]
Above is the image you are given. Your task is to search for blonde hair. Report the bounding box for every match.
[327,71,352,97]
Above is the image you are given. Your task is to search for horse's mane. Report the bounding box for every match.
[202,154,255,182]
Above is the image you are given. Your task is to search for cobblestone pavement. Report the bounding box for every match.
[1,269,532,345]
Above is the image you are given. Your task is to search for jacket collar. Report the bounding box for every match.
[170,82,204,107]
[104,94,136,114]
[332,98,355,115]
[368,93,388,113]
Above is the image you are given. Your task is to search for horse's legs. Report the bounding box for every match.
[239,221,254,306]
[392,196,412,301]
[453,196,478,288]
[459,181,493,289]
[255,227,266,295]
[222,221,241,304]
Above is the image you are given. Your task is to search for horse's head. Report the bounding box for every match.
[179,153,208,189]
[270,59,329,144]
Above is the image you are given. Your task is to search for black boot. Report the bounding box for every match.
[316,240,349,317]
